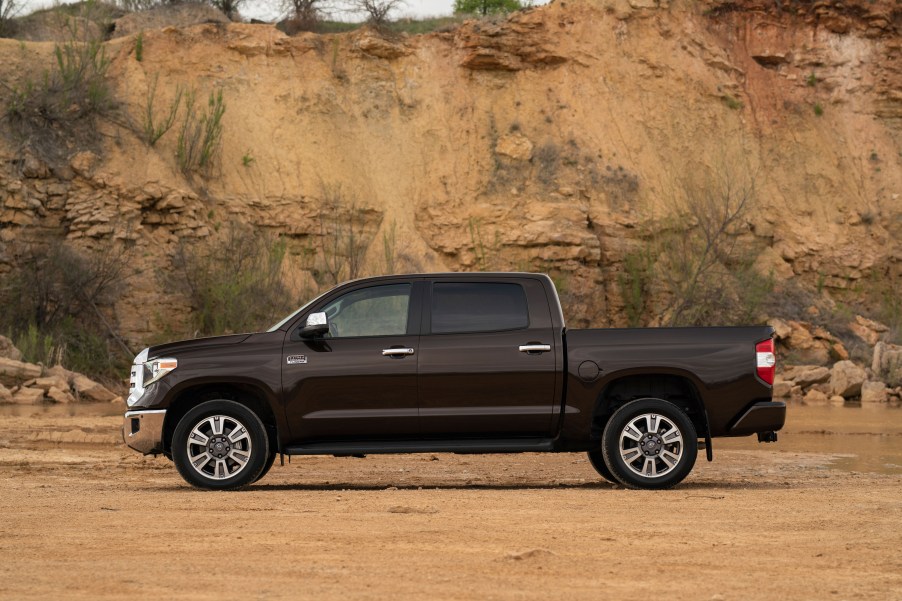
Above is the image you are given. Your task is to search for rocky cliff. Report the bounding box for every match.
[1,0,900,350]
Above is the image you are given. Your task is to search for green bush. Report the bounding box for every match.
[167,225,295,337]
[176,88,226,176]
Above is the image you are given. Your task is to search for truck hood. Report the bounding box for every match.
[148,333,252,358]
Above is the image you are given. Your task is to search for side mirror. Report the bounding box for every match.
[300,312,329,338]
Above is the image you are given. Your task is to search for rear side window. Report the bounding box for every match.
[431,283,529,334]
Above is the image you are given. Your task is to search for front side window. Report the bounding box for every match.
[321,284,411,338]
[431,282,528,334]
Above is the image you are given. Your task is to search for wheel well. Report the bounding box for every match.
[590,374,707,440]
[162,384,279,456]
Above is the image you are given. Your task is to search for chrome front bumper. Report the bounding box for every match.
[122,409,166,455]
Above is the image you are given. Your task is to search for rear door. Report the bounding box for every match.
[416,277,558,438]
[282,280,422,443]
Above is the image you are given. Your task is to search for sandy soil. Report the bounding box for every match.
[1,407,901,601]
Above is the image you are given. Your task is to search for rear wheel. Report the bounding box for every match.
[601,398,697,490]
[172,400,269,490]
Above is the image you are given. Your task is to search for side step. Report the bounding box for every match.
[284,438,555,456]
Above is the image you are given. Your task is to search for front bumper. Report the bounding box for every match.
[122,409,166,455]
[728,401,786,436]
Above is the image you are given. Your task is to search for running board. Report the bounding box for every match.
[284,438,555,456]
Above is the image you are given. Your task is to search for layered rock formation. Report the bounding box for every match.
[1,0,901,345]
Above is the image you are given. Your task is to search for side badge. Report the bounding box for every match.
[286,355,308,365]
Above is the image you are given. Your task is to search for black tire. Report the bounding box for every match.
[253,451,278,483]
[587,447,617,483]
[172,400,269,490]
[601,398,698,490]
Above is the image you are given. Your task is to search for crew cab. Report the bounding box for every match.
[123,273,784,490]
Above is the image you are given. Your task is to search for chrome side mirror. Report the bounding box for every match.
[300,312,329,338]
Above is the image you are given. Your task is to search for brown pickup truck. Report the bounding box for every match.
[123,272,784,490]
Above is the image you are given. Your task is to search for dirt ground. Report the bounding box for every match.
[1,405,901,601]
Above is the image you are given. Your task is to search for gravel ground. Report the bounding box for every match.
[0,407,900,601]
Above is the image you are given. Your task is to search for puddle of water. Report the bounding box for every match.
[719,401,902,475]
[0,402,123,419]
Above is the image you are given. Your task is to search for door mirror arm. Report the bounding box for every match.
[298,312,330,339]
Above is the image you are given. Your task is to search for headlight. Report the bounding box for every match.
[143,358,178,386]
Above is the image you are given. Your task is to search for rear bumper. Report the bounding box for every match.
[122,409,166,455]
[728,401,786,436]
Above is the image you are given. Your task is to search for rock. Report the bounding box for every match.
[0,384,12,404]
[785,366,830,387]
[46,386,76,404]
[71,375,118,403]
[0,357,43,387]
[860,381,888,403]
[45,365,75,386]
[849,315,889,346]
[830,360,867,398]
[32,375,71,393]
[872,342,902,386]
[495,133,534,161]
[354,31,412,60]
[804,389,828,403]
[829,395,846,404]
[0,336,22,361]
[12,387,45,405]
[772,380,792,398]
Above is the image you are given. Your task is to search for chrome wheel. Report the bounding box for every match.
[186,414,253,481]
[618,413,684,479]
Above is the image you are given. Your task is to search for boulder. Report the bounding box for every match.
[830,360,867,398]
[783,366,831,387]
[72,374,118,403]
[849,315,889,346]
[0,336,22,361]
[46,386,76,404]
[860,381,888,403]
[803,389,828,403]
[772,380,792,398]
[0,357,43,387]
[0,383,12,404]
[12,387,45,405]
[32,375,71,393]
[872,342,902,387]
[45,365,75,387]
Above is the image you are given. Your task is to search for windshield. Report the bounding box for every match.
[266,289,331,332]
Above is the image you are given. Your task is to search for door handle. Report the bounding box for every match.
[519,344,551,353]
[382,348,415,356]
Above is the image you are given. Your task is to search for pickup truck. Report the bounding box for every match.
[123,272,784,490]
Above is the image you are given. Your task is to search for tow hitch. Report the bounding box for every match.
[757,431,778,443]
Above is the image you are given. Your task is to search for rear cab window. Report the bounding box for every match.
[430,282,529,334]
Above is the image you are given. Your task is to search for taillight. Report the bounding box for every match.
[756,338,776,385]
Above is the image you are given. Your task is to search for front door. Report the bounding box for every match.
[282,282,421,443]
[417,279,558,438]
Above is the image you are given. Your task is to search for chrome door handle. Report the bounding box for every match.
[382,348,415,356]
[519,344,551,353]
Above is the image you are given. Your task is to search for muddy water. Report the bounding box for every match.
[3,400,901,474]
[719,400,902,475]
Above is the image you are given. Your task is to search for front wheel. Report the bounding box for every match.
[172,400,269,490]
[601,398,698,490]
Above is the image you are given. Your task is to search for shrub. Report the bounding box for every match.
[0,240,133,381]
[314,184,372,286]
[176,88,225,176]
[167,224,294,337]
[4,15,112,162]
[142,73,183,146]
[454,0,521,15]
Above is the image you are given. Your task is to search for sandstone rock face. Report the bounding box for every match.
[0,358,42,387]
[849,316,889,346]
[860,381,888,403]
[830,361,868,398]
